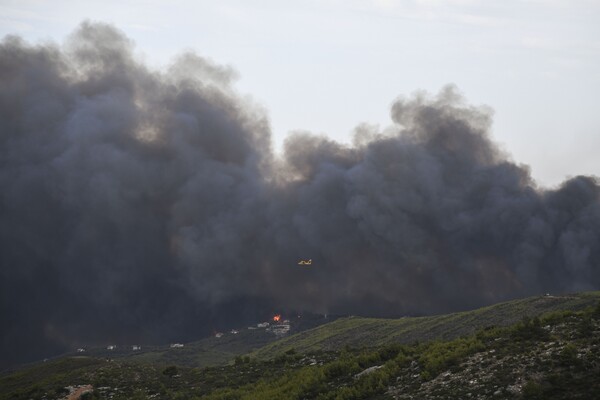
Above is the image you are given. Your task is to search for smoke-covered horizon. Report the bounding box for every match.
[1,22,599,368]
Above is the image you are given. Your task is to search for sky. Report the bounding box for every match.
[1,0,599,186]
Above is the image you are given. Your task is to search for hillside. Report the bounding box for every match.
[1,291,600,400]
[253,291,600,359]
[200,302,600,400]
[43,313,335,370]
[87,328,275,369]
[67,292,600,369]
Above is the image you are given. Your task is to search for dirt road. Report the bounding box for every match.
[65,385,93,400]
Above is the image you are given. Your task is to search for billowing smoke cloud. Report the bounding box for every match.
[1,22,599,367]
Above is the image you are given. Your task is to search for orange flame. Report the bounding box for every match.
[273,314,281,322]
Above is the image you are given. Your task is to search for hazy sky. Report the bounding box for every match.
[1,0,599,186]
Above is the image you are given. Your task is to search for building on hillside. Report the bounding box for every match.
[270,323,290,336]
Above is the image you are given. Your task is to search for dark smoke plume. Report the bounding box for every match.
[1,22,599,367]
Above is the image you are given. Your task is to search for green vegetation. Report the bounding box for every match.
[162,366,179,378]
[253,291,600,359]
[2,291,600,399]
[418,336,484,379]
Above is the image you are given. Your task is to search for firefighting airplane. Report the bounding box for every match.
[298,259,312,265]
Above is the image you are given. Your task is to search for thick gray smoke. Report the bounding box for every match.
[1,22,599,367]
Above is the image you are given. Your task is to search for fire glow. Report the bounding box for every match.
[273,314,281,322]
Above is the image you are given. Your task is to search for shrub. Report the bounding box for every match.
[378,344,405,362]
[285,348,297,355]
[522,380,543,399]
[577,317,594,338]
[593,301,600,319]
[162,365,178,377]
[419,337,484,378]
[559,344,578,366]
[323,359,360,379]
[511,316,548,341]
